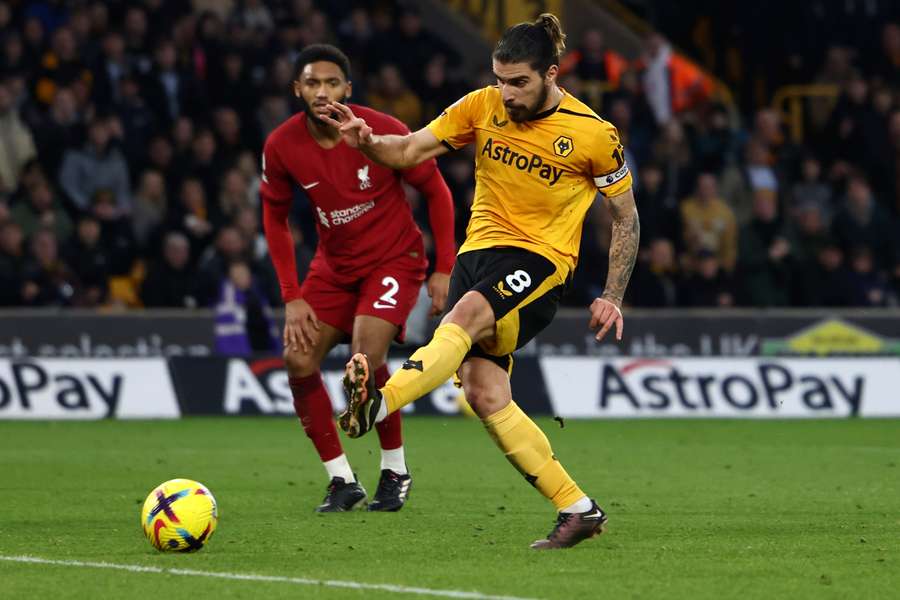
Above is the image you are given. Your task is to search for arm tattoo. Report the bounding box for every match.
[601,192,640,306]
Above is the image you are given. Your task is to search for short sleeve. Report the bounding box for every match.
[425,90,481,150]
[260,137,293,202]
[591,124,633,198]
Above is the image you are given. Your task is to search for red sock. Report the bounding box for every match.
[289,373,343,462]
[374,364,403,450]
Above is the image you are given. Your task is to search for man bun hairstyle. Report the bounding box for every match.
[293,43,352,81]
[493,13,567,75]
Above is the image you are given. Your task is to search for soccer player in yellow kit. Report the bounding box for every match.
[321,13,639,549]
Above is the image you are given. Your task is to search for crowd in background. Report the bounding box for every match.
[0,0,899,314]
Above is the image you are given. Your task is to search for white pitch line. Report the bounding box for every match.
[0,555,539,600]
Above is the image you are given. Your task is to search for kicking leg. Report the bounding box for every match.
[460,357,607,549]
[340,291,495,438]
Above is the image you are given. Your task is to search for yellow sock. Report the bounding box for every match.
[483,401,585,511]
[382,323,472,414]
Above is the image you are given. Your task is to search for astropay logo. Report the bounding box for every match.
[480,137,564,186]
[540,357,900,418]
[0,359,179,419]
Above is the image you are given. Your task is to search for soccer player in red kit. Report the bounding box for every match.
[261,45,456,512]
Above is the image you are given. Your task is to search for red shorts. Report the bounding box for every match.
[301,253,427,342]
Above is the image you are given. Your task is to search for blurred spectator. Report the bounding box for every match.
[680,173,738,271]
[871,22,900,84]
[368,63,422,128]
[794,240,853,307]
[169,177,215,259]
[58,115,131,213]
[218,168,253,224]
[92,30,130,110]
[63,215,108,307]
[123,6,151,70]
[141,39,203,127]
[90,189,137,276]
[11,177,73,242]
[634,162,679,247]
[0,78,37,198]
[737,189,794,306]
[419,56,462,121]
[144,134,176,194]
[337,6,374,79]
[0,220,27,305]
[690,104,735,174]
[132,169,168,249]
[831,174,894,268]
[21,227,79,307]
[31,87,82,177]
[257,90,291,140]
[233,0,274,33]
[195,225,253,306]
[628,238,680,307]
[171,116,194,161]
[651,119,693,199]
[789,155,833,219]
[34,26,92,107]
[639,33,713,125]
[213,260,279,356]
[182,127,221,204]
[846,246,895,306]
[560,29,628,87]
[375,6,454,93]
[213,106,250,166]
[208,50,259,127]
[140,231,197,308]
[680,249,734,307]
[2,33,31,79]
[720,138,778,225]
[791,201,830,273]
[115,75,158,170]
[234,205,266,261]
[235,151,261,204]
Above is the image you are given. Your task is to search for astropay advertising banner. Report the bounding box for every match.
[540,357,900,418]
[0,359,180,419]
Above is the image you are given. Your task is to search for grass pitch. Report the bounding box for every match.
[0,417,898,599]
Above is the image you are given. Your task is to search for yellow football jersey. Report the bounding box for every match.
[427,85,632,275]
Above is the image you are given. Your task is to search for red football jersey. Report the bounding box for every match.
[261,106,436,278]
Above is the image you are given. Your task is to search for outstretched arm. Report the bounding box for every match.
[321,101,449,170]
[589,188,640,341]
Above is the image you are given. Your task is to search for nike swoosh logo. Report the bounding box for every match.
[582,510,605,520]
[301,181,320,190]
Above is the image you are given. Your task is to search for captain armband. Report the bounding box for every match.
[593,163,630,190]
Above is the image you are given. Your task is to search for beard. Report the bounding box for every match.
[504,83,549,123]
[300,94,349,126]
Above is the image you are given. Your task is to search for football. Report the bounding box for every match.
[140,478,218,552]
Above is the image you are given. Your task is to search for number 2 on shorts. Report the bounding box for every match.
[374,276,400,309]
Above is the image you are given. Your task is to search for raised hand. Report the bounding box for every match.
[319,101,374,148]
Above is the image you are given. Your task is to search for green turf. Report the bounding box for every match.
[0,417,898,599]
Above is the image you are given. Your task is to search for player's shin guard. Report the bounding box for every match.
[482,401,585,511]
[381,323,472,414]
[289,373,343,462]
[373,364,403,450]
